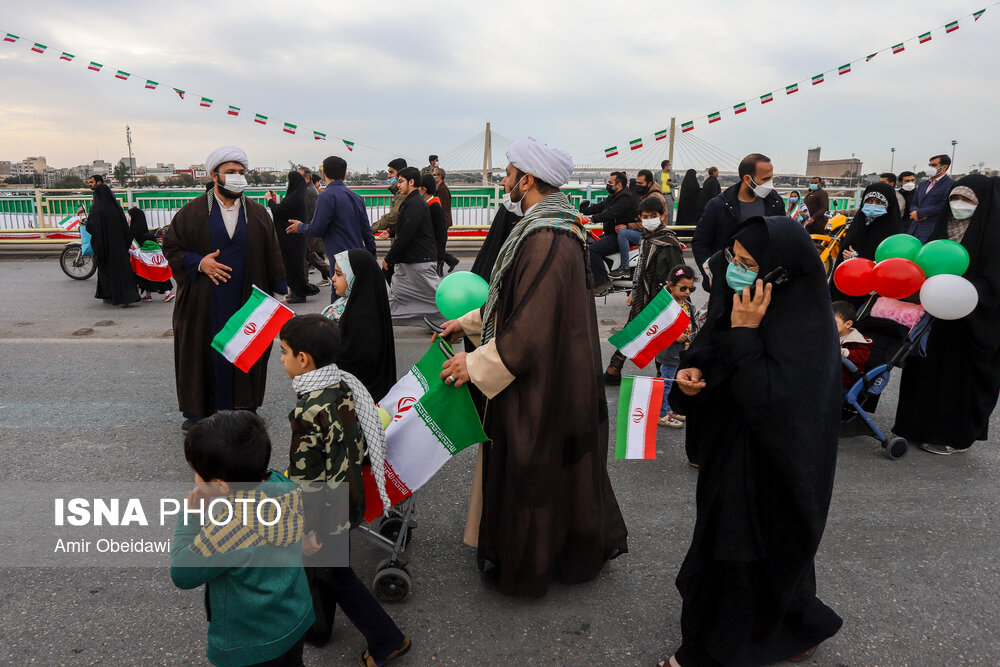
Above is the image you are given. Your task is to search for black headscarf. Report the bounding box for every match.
[841,182,901,261]
[929,173,1000,354]
[267,170,307,226]
[675,169,701,225]
[335,248,397,401]
[128,206,153,244]
[88,184,140,305]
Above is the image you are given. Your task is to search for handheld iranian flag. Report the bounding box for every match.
[734,102,747,115]
[283,122,297,135]
[342,139,355,151]
[615,376,665,460]
[838,63,851,75]
[708,111,721,124]
[786,83,799,95]
[608,288,691,368]
[811,73,824,85]
[605,146,618,158]
[945,21,959,33]
[681,121,694,133]
[629,138,643,151]
[211,286,294,373]
[361,341,488,521]
[919,32,932,44]
[129,240,173,282]
[57,207,85,231]
[654,129,667,141]
[760,92,773,104]
[892,43,905,54]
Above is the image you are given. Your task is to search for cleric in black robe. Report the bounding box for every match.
[830,182,902,305]
[893,174,1000,453]
[128,207,174,295]
[675,169,701,225]
[665,216,842,666]
[267,170,317,302]
[88,184,140,306]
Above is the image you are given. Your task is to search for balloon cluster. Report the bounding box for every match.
[834,234,976,320]
[435,271,490,320]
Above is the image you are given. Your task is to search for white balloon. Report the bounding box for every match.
[919,274,979,320]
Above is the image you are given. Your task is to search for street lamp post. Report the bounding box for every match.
[951,140,958,168]
[890,147,895,173]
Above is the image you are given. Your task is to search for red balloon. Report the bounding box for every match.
[871,258,926,299]
[834,258,876,297]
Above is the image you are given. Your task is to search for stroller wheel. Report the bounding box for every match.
[373,567,412,603]
[885,437,909,460]
[378,516,414,545]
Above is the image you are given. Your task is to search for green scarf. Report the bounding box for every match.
[481,191,587,344]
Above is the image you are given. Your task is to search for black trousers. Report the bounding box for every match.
[247,634,305,667]
[588,234,618,287]
[275,225,315,297]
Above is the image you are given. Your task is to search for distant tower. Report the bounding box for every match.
[806,147,821,175]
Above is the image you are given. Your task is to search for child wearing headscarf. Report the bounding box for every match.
[128,207,175,302]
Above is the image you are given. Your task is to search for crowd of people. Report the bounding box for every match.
[149,139,1000,667]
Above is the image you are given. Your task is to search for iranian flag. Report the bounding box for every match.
[227,105,240,116]
[211,286,294,373]
[145,79,158,90]
[974,9,985,21]
[615,376,665,460]
[342,139,355,151]
[681,121,694,133]
[115,70,130,81]
[283,122,297,135]
[946,21,959,33]
[838,63,851,75]
[654,129,667,141]
[31,42,47,54]
[605,146,618,158]
[919,32,932,44]
[57,207,86,231]
[60,52,74,61]
[88,61,102,72]
[629,138,643,151]
[866,52,877,62]
[254,113,267,125]
[708,111,721,124]
[811,73,824,85]
[734,102,747,115]
[608,288,690,368]
[760,92,773,104]
[129,240,173,282]
[361,341,488,521]
[3,33,19,43]
[200,97,213,108]
[786,83,799,94]
[174,88,185,99]
[892,43,905,54]
[313,130,326,141]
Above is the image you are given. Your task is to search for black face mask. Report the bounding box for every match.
[635,184,650,195]
[606,183,616,194]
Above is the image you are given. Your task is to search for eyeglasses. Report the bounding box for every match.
[676,285,697,294]
[725,247,759,273]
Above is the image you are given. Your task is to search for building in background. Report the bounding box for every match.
[806,147,862,180]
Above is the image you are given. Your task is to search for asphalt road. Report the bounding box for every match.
[1,255,998,666]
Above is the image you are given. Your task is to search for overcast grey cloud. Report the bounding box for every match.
[0,0,996,176]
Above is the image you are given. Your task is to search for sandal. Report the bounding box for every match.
[357,636,411,666]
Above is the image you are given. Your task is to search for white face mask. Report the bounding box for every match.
[924,166,939,178]
[641,217,661,231]
[220,173,249,193]
[901,182,916,192]
[501,175,526,216]
[950,201,977,220]
[748,177,774,199]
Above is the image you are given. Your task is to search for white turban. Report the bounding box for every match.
[205,145,249,174]
[506,137,574,188]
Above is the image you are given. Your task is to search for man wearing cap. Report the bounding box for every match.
[163,146,287,432]
[436,137,629,597]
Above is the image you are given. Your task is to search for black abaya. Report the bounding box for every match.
[335,249,397,402]
[676,169,701,225]
[88,184,139,306]
[893,174,1000,449]
[668,216,843,665]
[268,171,316,298]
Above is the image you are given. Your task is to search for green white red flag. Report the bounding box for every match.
[88,61,102,72]
[615,375,665,460]
[654,129,667,141]
[892,43,905,54]
[945,21,959,33]
[974,9,985,21]
[115,70,130,81]
[283,122,297,135]
[227,105,240,116]
[362,341,488,521]
[605,146,618,158]
[760,92,773,104]
[708,111,721,124]
[174,88,185,99]
[211,286,294,372]
[608,288,691,368]
[734,102,747,114]
[129,240,173,282]
[145,80,158,90]
[31,42,46,54]
[3,34,19,43]
[681,121,694,133]
[629,138,643,150]
[200,97,213,108]
[313,130,326,141]
[57,207,86,231]
[786,83,799,94]
[342,139,355,151]
[919,32,932,44]
[254,113,267,125]
[838,63,851,75]
[60,52,74,61]
[811,73,824,85]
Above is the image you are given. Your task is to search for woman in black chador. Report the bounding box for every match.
[88,183,139,306]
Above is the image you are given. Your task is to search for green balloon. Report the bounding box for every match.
[435,271,490,320]
[915,239,970,277]
[874,234,923,263]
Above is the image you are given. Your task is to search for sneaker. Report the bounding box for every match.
[163,291,175,302]
[668,410,686,422]
[317,279,332,287]
[658,415,684,429]
[609,268,630,280]
[919,443,971,456]
[140,293,153,302]
[603,371,622,386]
[593,283,612,297]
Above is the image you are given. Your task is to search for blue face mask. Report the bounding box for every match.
[387,177,397,185]
[862,204,887,219]
[788,196,799,203]
[809,183,819,191]
[726,261,758,292]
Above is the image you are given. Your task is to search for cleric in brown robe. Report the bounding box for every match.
[438,137,628,597]
[162,146,286,432]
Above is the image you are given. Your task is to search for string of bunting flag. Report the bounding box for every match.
[0,30,361,152]
[598,4,993,159]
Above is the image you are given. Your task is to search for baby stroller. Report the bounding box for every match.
[840,307,933,460]
[354,500,416,603]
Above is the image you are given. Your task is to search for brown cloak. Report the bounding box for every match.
[162,193,286,417]
[477,229,629,597]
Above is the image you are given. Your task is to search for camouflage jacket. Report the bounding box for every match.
[287,381,365,534]
[371,187,406,234]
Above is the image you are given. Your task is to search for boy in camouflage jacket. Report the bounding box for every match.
[279,314,411,666]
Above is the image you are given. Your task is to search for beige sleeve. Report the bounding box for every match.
[458,309,483,347]
[466,339,515,399]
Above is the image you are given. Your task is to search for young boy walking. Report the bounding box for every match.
[171,410,315,667]
[279,314,411,667]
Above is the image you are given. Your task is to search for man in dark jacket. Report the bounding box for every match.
[297,166,330,285]
[384,167,441,325]
[697,166,722,217]
[804,176,830,234]
[692,153,784,287]
[581,171,639,294]
[434,167,459,272]
[907,154,956,243]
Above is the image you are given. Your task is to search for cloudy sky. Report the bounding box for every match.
[0,1,995,176]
